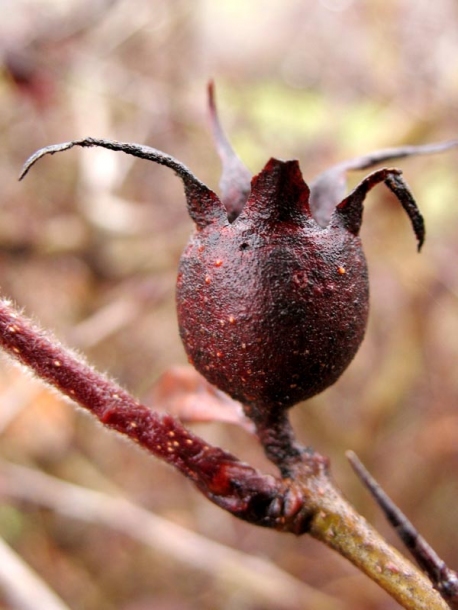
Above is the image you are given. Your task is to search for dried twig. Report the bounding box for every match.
[0,536,70,610]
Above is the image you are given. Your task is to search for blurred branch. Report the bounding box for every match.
[0,375,41,434]
[0,535,70,610]
[0,460,343,610]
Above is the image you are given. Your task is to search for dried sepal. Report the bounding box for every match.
[331,167,425,250]
[20,137,226,229]
[208,81,252,221]
[310,139,458,227]
[240,158,313,225]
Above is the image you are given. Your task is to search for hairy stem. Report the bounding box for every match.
[0,299,280,524]
[310,139,458,226]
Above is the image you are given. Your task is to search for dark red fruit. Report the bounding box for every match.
[176,84,429,422]
[176,158,369,414]
[20,85,458,432]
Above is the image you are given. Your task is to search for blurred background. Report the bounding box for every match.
[0,0,458,608]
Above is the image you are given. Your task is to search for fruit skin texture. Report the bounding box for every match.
[177,158,369,418]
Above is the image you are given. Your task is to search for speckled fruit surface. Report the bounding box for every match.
[177,158,369,415]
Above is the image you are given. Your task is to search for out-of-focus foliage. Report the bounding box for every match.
[0,1,457,608]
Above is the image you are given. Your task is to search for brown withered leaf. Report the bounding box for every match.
[146,366,255,433]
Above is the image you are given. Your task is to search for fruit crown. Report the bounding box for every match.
[22,82,458,249]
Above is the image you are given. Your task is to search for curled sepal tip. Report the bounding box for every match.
[310,139,458,227]
[331,167,425,251]
[20,137,226,229]
[208,81,252,221]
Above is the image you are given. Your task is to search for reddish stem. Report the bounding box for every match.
[0,299,283,526]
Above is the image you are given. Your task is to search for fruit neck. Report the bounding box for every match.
[252,410,304,477]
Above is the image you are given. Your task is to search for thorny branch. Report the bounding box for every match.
[348,451,458,609]
[0,298,450,610]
